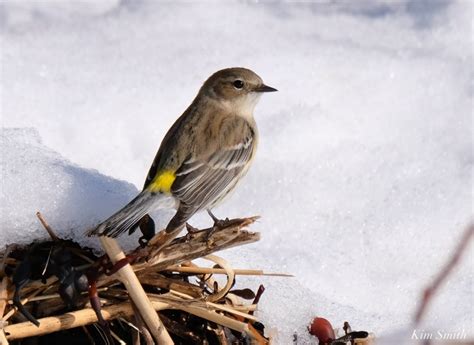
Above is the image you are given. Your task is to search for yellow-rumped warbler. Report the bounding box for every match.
[86,67,276,239]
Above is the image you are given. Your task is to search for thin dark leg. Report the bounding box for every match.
[207,209,230,228]
[186,222,200,234]
[207,210,219,223]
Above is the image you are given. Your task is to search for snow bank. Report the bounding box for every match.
[1,0,472,343]
[0,128,140,250]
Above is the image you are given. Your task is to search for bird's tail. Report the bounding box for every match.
[86,191,175,238]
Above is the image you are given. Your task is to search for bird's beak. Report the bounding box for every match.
[254,84,278,93]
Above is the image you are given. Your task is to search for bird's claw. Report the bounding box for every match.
[185,223,200,242]
[207,210,232,229]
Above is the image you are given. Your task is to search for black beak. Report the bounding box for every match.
[254,84,278,92]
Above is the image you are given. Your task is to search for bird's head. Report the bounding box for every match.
[200,67,277,115]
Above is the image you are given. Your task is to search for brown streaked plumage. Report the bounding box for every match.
[86,67,277,239]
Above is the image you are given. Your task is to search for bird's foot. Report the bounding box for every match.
[186,222,200,234]
[185,223,201,242]
[207,210,233,229]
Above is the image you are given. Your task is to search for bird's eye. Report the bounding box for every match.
[233,80,244,89]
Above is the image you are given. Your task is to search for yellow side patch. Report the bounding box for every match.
[149,170,176,194]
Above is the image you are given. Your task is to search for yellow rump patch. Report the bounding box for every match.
[149,170,176,194]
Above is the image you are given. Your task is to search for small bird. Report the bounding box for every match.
[86,67,276,240]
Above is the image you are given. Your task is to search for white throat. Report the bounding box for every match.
[230,93,261,120]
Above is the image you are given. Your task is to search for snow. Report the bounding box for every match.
[1,1,472,343]
[0,127,144,251]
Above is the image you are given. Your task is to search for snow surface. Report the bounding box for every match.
[1,1,472,343]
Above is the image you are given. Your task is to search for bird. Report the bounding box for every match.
[86,67,277,240]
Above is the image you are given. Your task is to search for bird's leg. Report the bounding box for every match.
[185,222,200,242]
[207,210,231,228]
[205,210,233,247]
[186,222,200,234]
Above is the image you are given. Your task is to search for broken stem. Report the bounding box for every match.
[99,236,174,345]
[36,212,59,242]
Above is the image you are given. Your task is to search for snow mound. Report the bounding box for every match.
[0,128,138,249]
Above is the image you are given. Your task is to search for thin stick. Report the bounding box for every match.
[118,317,141,333]
[215,325,227,345]
[0,278,8,317]
[159,313,203,343]
[131,319,142,345]
[4,301,136,340]
[207,302,257,321]
[0,277,9,345]
[175,303,251,335]
[0,246,15,278]
[165,266,292,277]
[132,303,154,345]
[81,325,95,345]
[110,329,126,345]
[2,288,43,322]
[4,297,251,340]
[166,290,258,321]
[414,223,474,324]
[137,271,203,298]
[36,212,59,241]
[19,276,58,295]
[230,304,257,312]
[0,330,8,345]
[248,322,269,345]
[99,236,173,345]
[20,287,108,303]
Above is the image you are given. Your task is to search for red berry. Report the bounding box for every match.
[309,317,335,344]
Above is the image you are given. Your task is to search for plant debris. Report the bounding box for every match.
[308,318,373,345]
[0,212,286,344]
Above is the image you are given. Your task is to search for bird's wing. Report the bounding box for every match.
[142,109,192,191]
[171,120,256,211]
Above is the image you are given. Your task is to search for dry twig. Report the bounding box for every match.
[414,223,474,324]
[36,212,59,242]
[100,236,173,344]
[2,215,273,344]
